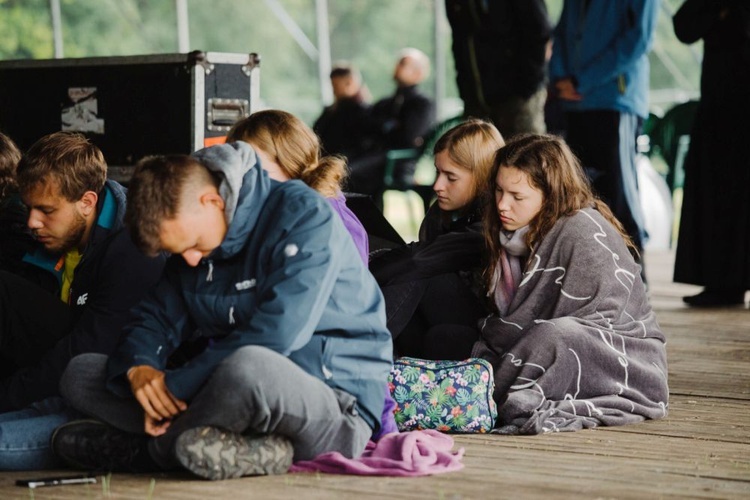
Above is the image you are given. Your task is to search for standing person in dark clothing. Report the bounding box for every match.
[445,0,552,138]
[673,0,750,307]
[0,132,166,470]
[548,0,660,257]
[314,63,377,166]
[347,48,435,204]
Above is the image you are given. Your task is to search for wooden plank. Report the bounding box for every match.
[0,249,749,499]
[609,395,750,443]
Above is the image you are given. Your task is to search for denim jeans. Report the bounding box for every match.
[61,346,372,469]
[0,396,82,470]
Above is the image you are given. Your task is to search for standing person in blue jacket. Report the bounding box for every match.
[52,141,393,481]
[548,0,659,259]
[0,132,166,470]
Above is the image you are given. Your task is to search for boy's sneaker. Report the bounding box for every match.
[175,426,293,480]
[51,419,158,472]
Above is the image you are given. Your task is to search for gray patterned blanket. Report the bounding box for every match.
[473,208,669,433]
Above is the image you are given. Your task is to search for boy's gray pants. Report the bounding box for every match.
[60,346,371,469]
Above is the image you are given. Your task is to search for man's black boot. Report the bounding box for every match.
[51,419,160,473]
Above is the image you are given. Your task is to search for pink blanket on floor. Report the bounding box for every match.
[289,430,465,476]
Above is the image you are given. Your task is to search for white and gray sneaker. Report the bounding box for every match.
[174,427,294,481]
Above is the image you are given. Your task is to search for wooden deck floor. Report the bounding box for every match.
[1,250,748,499]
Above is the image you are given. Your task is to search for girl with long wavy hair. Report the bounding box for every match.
[476,134,668,434]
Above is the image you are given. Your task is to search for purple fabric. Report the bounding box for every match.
[372,386,398,441]
[327,193,396,439]
[327,193,369,264]
[289,430,465,476]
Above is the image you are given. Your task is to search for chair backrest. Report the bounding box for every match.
[649,100,699,180]
[420,114,466,159]
[383,114,466,188]
[639,112,661,154]
[641,112,662,139]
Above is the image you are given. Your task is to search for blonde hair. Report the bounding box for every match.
[227,110,345,198]
[433,119,505,202]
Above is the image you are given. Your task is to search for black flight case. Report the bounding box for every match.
[0,51,261,183]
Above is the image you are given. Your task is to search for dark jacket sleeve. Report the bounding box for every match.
[0,230,165,411]
[370,229,483,286]
[390,94,435,149]
[105,264,194,397]
[548,0,571,81]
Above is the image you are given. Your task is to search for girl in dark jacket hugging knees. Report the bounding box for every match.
[474,134,668,434]
[370,119,504,360]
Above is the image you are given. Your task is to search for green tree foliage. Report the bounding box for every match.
[0,0,54,59]
[58,0,177,57]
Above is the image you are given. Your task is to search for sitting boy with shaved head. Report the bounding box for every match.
[53,142,392,480]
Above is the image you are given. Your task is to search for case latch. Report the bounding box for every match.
[206,98,249,131]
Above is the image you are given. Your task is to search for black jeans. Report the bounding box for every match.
[0,271,72,379]
[565,110,645,251]
[382,273,485,360]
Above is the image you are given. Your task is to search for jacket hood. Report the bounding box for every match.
[83,179,127,252]
[191,141,271,257]
[102,179,127,229]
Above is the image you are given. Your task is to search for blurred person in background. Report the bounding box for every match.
[673,0,750,307]
[347,48,435,207]
[445,0,552,138]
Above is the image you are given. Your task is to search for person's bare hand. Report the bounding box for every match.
[144,413,172,437]
[555,78,582,101]
[127,365,187,425]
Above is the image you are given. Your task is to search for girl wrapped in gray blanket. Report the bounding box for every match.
[473,134,668,434]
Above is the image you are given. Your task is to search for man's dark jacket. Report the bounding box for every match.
[0,180,166,411]
[446,0,550,105]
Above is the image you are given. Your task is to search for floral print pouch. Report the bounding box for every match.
[388,357,498,433]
